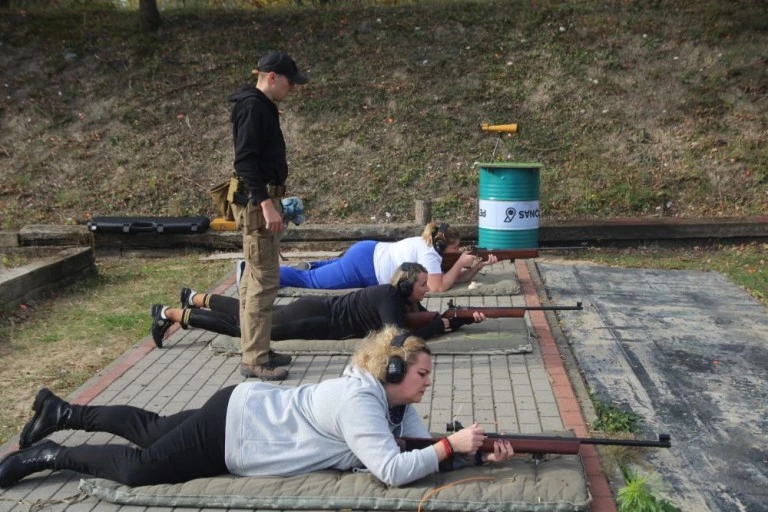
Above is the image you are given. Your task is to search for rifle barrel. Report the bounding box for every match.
[440,245,588,272]
[485,432,671,449]
[472,244,589,254]
[533,245,589,251]
[400,433,671,455]
[448,302,583,315]
[518,302,583,311]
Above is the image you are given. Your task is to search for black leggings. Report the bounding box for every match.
[55,385,234,486]
[186,294,332,340]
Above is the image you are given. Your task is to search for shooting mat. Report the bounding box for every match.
[79,450,590,511]
[277,261,520,297]
[209,317,533,356]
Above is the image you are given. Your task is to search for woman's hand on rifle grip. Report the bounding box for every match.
[485,439,515,463]
[478,253,499,268]
[457,252,479,269]
[447,422,486,454]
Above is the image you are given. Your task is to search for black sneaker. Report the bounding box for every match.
[150,304,171,349]
[179,288,194,309]
[268,350,292,367]
[240,362,288,381]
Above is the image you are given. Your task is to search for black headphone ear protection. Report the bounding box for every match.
[432,222,449,256]
[396,262,418,298]
[386,332,409,384]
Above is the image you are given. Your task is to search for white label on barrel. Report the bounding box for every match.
[478,199,540,230]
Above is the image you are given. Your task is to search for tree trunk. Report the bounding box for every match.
[139,0,161,33]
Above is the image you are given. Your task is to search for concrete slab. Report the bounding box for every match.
[0,247,96,312]
[537,262,768,512]
[0,232,18,248]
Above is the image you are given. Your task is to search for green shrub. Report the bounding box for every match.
[617,468,681,512]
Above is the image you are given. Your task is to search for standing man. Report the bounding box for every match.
[229,51,309,380]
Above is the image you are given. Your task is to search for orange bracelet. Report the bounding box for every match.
[440,437,454,458]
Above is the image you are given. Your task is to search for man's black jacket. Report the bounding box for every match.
[229,86,287,205]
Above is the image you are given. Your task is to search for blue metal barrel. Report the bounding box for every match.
[477,162,542,249]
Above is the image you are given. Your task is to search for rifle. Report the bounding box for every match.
[404,300,583,330]
[398,429,671,457]
[440,245,587,273]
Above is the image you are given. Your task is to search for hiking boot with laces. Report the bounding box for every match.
[268,350,292,367]
[240,362,288,381]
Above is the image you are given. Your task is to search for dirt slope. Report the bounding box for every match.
[0,1,766,230]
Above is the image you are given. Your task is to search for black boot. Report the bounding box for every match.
[19,388,72,449]
[0,440,61,488]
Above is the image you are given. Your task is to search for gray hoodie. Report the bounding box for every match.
[224,365,438,486]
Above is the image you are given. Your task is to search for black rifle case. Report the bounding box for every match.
[88,216,211,234]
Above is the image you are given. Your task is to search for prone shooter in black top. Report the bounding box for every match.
[149,262,487,348]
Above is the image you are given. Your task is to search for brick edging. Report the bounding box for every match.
[515,260,617,512]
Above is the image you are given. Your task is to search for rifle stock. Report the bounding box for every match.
[440,245,586,272]
[403,302,583,330]
[398,432,671,456]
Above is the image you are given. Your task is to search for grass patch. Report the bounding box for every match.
[591,397,643,434]
[0,254,231,446]
[587,394,646,479]
[617,468,681,512]
[1,253,29,269]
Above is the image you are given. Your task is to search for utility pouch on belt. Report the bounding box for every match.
[227,177,240,204]
[208,181,231,219]
[227,176,249,207]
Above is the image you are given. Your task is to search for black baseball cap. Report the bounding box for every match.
[257,51,309,85]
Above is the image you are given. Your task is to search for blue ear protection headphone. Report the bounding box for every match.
[386,332,409,383]
[432,222,449,255]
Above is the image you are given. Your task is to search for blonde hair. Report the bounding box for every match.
[351,326,431,382]
[420,221,460,248]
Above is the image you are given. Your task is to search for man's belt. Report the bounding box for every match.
[231,191,249,206]
[230,180,286,207]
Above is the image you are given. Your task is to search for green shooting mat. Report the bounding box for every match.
[209,317,533,356]
[79,449,590,511]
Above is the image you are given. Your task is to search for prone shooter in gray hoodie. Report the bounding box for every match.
[1,327,515,489]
